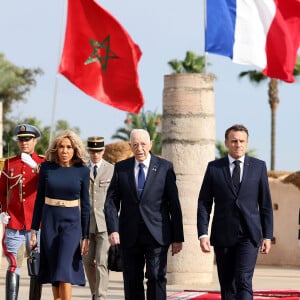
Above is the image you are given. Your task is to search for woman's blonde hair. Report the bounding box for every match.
[46,130,87,165]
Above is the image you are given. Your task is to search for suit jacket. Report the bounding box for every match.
[104,154,184,248]
[89,159,114,233]
[197,155,273,247]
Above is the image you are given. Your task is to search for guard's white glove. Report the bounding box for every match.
[0,212,10,225]
[21,153,37,169]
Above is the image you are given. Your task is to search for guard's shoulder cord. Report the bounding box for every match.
[1,171,23,204]
[1,171,23,189]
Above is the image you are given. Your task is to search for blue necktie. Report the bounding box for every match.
[137,163,145,198]
[232,160,241,192]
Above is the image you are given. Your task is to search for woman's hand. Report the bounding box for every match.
[30,230,38,250]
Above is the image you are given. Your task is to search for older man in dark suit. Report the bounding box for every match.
[197,124,273,300]
[105,129,184,300]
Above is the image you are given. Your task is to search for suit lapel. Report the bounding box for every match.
[89,160,110,182]
[240,155,250,190]
[127,158,137,197]
[141,155,159,199]
[225,155,250,195]
[221,157,236,194]
[96,161,106,181]
[88,162,94,181]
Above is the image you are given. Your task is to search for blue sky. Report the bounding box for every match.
[0,0,299,171]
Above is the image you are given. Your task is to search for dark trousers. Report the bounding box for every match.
[122,223,169,300]
[214,229,259,300]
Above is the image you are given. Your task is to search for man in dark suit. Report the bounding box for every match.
[197,124,273,300]
[105,129,184,300]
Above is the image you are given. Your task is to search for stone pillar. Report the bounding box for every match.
[162,73,215,285]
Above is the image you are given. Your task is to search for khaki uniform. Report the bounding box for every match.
[83,159,114,300]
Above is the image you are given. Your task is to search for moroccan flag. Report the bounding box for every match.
[205,0,300,83]
[59,0,144,113]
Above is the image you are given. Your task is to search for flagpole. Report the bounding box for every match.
[49,0,67,144]
[203,0,208,74]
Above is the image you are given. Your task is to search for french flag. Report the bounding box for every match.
[205,0,300,83]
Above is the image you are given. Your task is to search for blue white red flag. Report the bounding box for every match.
[205,0,300,83]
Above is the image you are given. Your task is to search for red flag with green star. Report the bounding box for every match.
[59,0,144,113]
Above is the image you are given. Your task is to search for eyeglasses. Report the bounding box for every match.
[131,142,149,149]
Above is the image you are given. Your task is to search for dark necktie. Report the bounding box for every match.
[232,160,241,192]
[93,165,98,179]
[137,163,145,198]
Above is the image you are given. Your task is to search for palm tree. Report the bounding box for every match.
[111,110,162,155]
[168,51,207,73]
[239,57,300,170]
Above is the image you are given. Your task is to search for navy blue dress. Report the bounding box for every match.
[31,161,90,286]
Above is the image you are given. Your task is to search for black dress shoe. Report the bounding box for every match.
[92,295,95,300]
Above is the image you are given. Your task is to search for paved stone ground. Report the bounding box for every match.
[0,255,299,299]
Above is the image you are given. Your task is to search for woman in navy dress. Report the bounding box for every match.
[30,130,90,300]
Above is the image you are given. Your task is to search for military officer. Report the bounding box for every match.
[0,124,45,300]
[83,137,114,300]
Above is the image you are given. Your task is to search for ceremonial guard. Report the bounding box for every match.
[83,137,114,300]
[0,124,45,300]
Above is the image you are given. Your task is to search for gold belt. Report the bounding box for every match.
[45,197,79,207]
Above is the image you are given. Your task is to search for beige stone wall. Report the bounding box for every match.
[257,174,300,266]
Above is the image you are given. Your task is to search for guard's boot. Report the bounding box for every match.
[29,275,42,300]
[5,270,19,300]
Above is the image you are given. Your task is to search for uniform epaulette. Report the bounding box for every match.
[38,154,45,158]
[0,155,18,164]
[4,155,17,160]
[0,155,16,166]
